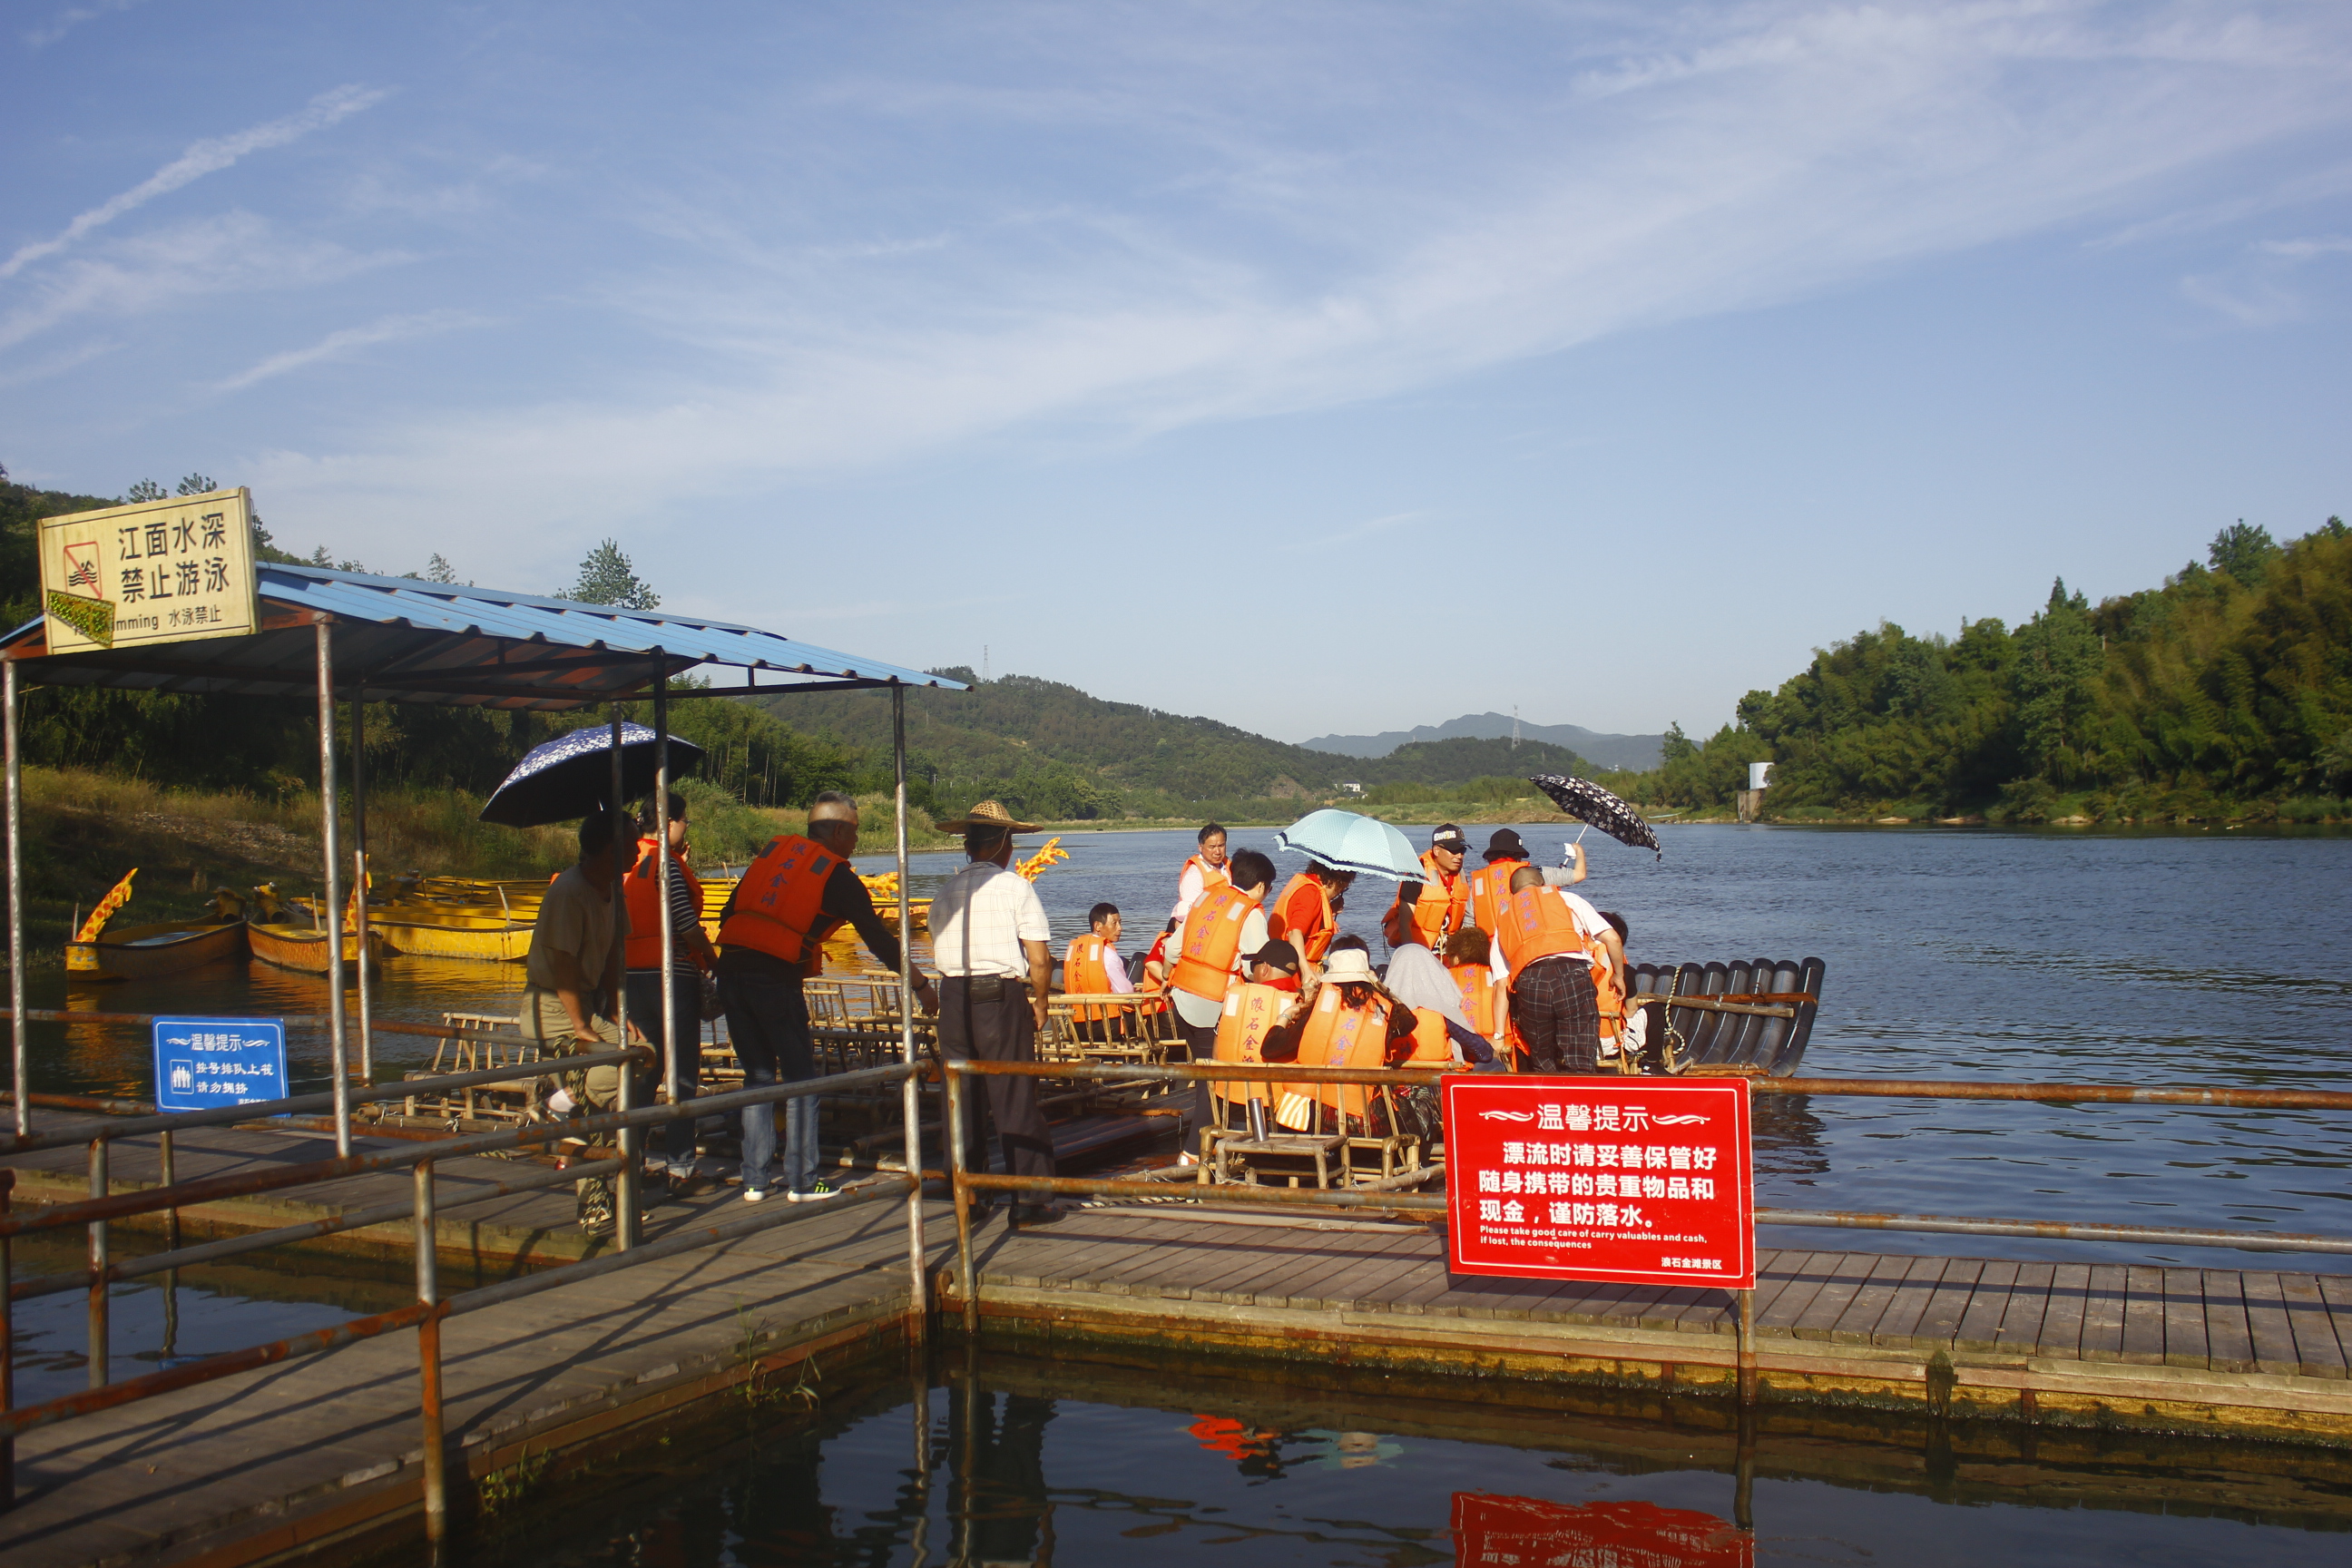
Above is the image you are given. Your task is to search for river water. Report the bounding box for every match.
[17,823,2352,1266]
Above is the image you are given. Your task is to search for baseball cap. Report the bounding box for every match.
[1249,939,1301,975]
[1431,824,1467,850]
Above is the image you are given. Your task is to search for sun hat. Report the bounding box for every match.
[1483,828,1527,861]
[1320,947,1377,985]
[933,799,1039,834]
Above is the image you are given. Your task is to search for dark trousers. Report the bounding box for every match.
[627,970,705,1169]
[719,970,818,1191]
[1175,1019,1216,1132]
[1511,957,1602,1073]
[937,976,1055,1186]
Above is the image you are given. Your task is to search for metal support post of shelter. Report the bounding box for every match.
[413,1161,447,1542]
[314,621,350,1158]
[349,694,373,1081]
[4,659,24,1138]
[609,702,638,1250]
[654,656,677,1137]
[893,682,926,1328]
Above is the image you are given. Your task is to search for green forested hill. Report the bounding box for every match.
[1631,519,2352,820]
[761,671,1589,820]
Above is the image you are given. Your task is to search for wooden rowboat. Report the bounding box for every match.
[248,921,384,974]
[369,915,534,963]
[64,919,248,982]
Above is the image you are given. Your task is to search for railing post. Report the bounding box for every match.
[315,619,351,1158]
[893,682,927,1333]
[616,1040,640,1251]
[2,1168,16,1512]
[414,1160,447,1542]
[946,1066,976,1333]
[1736,1287,1757,1406]
[87,1138,109,1387]
[351,694,374,1083]
[5,658,26,1140]
[160,1130,180,1361]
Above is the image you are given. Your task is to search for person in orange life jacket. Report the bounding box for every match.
[1462,828,1585,935]
[622,792,721,1193]
[1441,926,1507,1056]
[1266,861,1354,976]
[1591,909,1635,1065]
[716,791,936,1204]
[1165,847,1279,1147]
[1062,902,1132,1042]
[1382,824,1471,951]
[1491,864,1613,1073]
[1258,945,1422,1134]
[928,800,1060,1228]
[1168,821,1231,925]
[1208,938,1303,1142]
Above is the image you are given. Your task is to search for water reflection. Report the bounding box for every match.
[1453,1493,1751,1568]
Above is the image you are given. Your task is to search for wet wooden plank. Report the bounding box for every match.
[2034,1263,2092,1361]
[2162,1267,2210,1368]
[1952,1260,2020,1352]
[1324,1244,1446,1312]
[2240,1271,2300,1376]
[1907,1257,1984,1348]
[2278,1273,2347,1379]
[1993,1262,2056,1352]
[2314,1274,2352,1374]
[2202,1270,2257,1375]
[1828,1252,1917,1346]
[2078,1263,2129,1362]
[1260,1234,1430,1309]
[2119,1266,2169,1366]
[1868,1256,1951,1347]
[1751,1252,1838,1333]
[1790,1253,1878,1342]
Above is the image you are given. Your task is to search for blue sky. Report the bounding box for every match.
[5,1,2348,741]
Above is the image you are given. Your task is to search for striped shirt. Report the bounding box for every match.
[624,867,701,976]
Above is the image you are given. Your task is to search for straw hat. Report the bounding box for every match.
[1320,947,1377,985]
[933,799,1038,834]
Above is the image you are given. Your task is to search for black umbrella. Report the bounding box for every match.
[1530,774,1661,859]
[479,722,706,828]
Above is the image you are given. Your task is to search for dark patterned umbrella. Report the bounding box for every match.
[1530,774,1661,858]
[480,722,705,827]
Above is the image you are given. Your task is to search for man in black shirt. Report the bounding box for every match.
[715,791,936,1201]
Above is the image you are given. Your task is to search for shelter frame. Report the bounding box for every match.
[0,565,956,1267]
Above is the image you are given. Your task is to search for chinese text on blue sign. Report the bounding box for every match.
[153,1017,287,1112]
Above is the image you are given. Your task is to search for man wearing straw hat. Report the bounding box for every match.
[928,799,1061,1228]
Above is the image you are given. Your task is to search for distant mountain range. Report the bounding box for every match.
[1300,712,1663,772]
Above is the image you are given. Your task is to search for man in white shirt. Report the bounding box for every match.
[928,799,1060,1227]
[1491,865,1615,1072]
[1165,848,1278,1139]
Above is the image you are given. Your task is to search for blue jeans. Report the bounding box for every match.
[626,970,704,1175]
[719,970,818,1194]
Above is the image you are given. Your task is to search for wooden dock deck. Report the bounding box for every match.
[6,1121,2352,1564]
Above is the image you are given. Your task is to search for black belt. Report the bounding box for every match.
[943,974,1024,1002]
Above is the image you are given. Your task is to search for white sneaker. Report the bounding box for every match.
[742,1186,772,1203]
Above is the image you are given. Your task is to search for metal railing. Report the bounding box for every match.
[942,1060,2352,1403]
[0,1056,923,1538]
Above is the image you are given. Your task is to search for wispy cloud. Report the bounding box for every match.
[2180,230,2352,325]
[23,0,147,50]
[0,83,387,279]
[2257,235,2352,260]
[0,212,409,350]
[216,309,485,391]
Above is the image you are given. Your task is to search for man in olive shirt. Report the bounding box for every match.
[524,808,641,1233]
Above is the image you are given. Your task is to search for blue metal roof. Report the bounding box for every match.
[1,564,965,710]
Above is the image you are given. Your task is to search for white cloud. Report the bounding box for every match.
[2257,235,2352,260]
[0,84,388,279]
[22,0,147,51]
[0,212,410,350]
[216,310,487,392]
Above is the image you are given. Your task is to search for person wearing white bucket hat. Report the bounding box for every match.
[1258,942,1424,1135]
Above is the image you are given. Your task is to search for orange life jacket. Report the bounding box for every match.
[1463,858,1525,935]
[1063,934,1115,1021]
[1495,885,1594,980]
[1169,883,1261,1002]
[1382,851,1466,950]
[1591,946,1625,1037]
[1267,873,1337,962]
[1179,853,1231,906]
[716,835,839,975]
[623,837,706,970]
[1405,1004,1453,1066]
[1448,960,1497,1041]
[1294,986,1391,1122]
[1212,981,1290,1107]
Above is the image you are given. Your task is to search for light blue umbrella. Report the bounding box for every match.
[1273,808,1426,882]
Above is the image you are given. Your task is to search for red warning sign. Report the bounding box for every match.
[1452,1492,1752,1568]
[1443,1074,1753,1289]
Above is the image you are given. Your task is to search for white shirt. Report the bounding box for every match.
[928,860,1050,977]
[1167,858,1226,924]
[1167,899,1269,1028]
[1491,887,1611,984]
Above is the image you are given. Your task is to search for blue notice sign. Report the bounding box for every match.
[154,1016,287,1112]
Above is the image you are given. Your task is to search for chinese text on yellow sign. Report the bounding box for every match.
[37,487,261,653]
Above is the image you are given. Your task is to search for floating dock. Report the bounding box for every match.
[4,1134,2351,1564]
